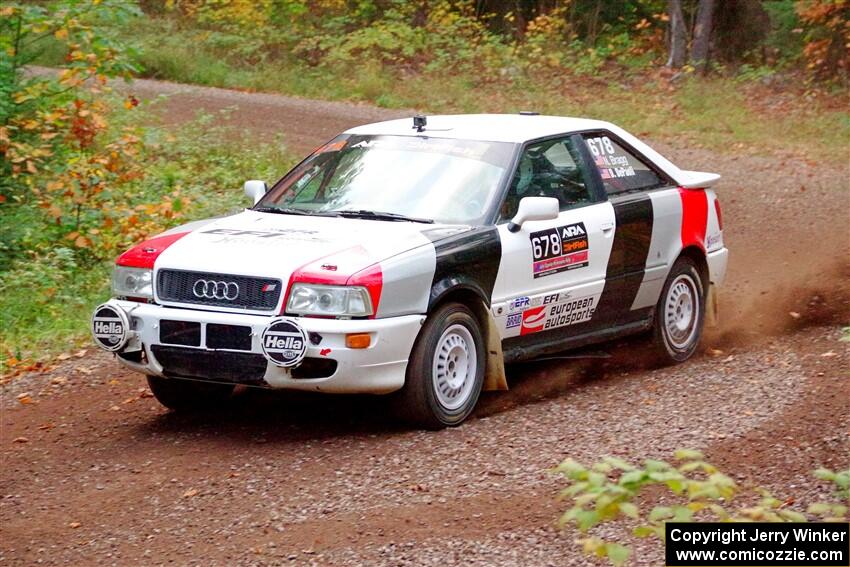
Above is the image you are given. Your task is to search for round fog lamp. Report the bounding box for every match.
[91,304,131,352]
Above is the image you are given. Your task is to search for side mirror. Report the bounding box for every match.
[507,196,559,232]
[244,180,268,205]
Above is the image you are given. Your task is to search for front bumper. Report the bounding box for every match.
[104,299,424,394]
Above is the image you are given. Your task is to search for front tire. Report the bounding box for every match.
[652,257,706,363]
[146,376,235,411]
[393,302,485,429]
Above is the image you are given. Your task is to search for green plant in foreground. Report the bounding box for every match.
[555,450,850,566]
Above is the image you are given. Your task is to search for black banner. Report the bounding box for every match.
[665,522,849,567]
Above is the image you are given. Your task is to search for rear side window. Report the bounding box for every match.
[583,134,664,194]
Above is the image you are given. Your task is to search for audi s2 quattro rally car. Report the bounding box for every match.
[91,114,728,428]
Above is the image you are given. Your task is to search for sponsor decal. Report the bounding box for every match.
[506,313,522,329]
[508,296,530,312]
[520,306,547,335]
[706,233,722,248]
[585,136,636,180]
[519,296,597,336]
[91,304,130,352]
[261,318,308,368]
[530,222,589,278]
[201,227,326,245]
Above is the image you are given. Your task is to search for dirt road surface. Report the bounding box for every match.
[2,77,848,566]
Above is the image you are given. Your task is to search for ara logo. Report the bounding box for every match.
[261,318,308,368]
[91,304,129,352]
[560,224,586,238]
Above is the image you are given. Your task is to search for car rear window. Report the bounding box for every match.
[583,134,665,194]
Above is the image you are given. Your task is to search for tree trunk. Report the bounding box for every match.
[691,0,717,73]
[666,0,687,68]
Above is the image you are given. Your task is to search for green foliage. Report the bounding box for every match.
[555,451,850,566]
[0,107,291,368]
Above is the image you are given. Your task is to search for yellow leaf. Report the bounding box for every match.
[74,235,90,248]
[54,28,69,41]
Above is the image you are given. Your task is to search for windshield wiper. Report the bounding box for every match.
[254,206,337,217]
[329,209,434,224]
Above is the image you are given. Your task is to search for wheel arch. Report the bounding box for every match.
[678,245,709,288]
[427,285,508,392]
[675,245,716,326]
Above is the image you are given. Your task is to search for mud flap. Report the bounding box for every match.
[706,284,719,328]
[482,306,508,391]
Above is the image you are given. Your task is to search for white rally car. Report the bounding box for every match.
[92,114,728,428]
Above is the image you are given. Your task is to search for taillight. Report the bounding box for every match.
[714,198,723,230]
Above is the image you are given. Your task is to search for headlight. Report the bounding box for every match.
[286,283,373,317]
[112,266,153,299]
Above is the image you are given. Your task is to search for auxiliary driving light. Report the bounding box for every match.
[91,303,131,352]
[261,318,308,368]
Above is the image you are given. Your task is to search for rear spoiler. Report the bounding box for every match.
[677,170,721,189]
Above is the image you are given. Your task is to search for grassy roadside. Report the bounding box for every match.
[0,105,293,372]
[32,16,848,161]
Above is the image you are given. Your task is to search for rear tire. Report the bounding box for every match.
[392,302,485,429]
[652,256,706,363]
[146,376,235,411]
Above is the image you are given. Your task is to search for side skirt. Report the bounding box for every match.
[502,314,653,364]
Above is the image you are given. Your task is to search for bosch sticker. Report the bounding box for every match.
[530,223,589,278]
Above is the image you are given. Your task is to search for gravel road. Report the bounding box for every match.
[2,76,848,566]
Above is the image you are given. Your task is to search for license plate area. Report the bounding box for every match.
[206,323,252,351]
[159,320,201,347]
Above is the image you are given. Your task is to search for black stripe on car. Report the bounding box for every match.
[424,227,502,309]
[593,193,655,325]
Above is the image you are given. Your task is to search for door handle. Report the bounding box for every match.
[601,222,615,232]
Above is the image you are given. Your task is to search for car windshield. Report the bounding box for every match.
[257,135,516,225]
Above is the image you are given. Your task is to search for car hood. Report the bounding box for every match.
[152,209,468,281]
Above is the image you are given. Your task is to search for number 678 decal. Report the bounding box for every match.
[529,222,589,278]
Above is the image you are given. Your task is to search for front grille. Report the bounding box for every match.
[151,345,268,385]
[157,269,282,311]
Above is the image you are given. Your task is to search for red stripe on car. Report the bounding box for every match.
[115,232,190,269]
[678,188,708,251]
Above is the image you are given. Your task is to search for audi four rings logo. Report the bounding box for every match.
[192,279,240,300]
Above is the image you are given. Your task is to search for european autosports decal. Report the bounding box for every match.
[530,222,589,278]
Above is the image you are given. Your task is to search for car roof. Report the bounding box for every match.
[346,114,721,189]
[345,113,613,144]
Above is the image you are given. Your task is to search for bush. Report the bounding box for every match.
[555,450,850,566]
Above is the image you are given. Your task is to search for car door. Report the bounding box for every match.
[491,134,615,340]
[579,131,679,327]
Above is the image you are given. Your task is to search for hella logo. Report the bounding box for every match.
[264,335,303,350]
[94,321,123,335]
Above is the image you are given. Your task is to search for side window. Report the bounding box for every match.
[499,136,593,221]
[583,134,664,194]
